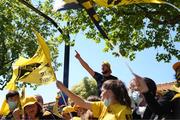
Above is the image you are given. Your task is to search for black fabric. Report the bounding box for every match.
[93,72,117,96]
[132,109,141,120]
[1,112,13,120]
[143,90,180,119]
[39,110,64,120]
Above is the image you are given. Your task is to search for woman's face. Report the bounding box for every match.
[24,103,38,119]
[100,87,112,101]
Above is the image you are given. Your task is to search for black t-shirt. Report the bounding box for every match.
[93,72,118,96]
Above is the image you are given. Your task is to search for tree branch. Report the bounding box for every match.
[136,5,180,25]
[18,0,64,34]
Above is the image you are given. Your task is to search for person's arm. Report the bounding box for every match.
[56,80,92,110]
[131,75,171,115]
[52,96,62,118]
[12,108,21,120]
[75,50,95,77]
[142,91,171,115]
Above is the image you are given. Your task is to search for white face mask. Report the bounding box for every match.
[131,91,143,105]
[104,98,111,107]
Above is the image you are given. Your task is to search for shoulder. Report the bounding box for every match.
[42,111,63,120]
[91,101,104,108]
[94,72,102,76]
[161,90,177,99]
[110,75,118,80]
[115,105,132,120]
[91,101,104,117]
[93,72,103,79]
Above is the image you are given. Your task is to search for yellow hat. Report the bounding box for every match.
[173,62,180,71]
[102,61,111,68]
[62,106,76,114]
[22,96,38,109]
[102,61,112,72]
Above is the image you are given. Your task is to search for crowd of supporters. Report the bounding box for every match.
[0,52,179,120]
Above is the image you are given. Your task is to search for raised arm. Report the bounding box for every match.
[56,80,91,110]
[75,50,95,77]
[131,75,170,115]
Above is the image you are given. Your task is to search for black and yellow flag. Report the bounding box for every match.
[54,0,109,39]
[5,30,56,90]
[93,0,164,7]
[78,0,109,39]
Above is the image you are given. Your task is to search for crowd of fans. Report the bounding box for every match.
[0,52,179,120]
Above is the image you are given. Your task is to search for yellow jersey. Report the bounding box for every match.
[91,101,132,120]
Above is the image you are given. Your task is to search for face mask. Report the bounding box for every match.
[104,98,111,107]
[131,91,143,105]
[8,101,17,111]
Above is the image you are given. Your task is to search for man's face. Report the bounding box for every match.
[101,64,110,74]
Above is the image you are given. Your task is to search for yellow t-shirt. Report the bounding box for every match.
[91,101,132,120]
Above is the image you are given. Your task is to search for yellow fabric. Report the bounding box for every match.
[93,14,100,22]
[5,31,55,90]
[81,1,100,22]
[93,0,165,7]
[82,1,92,9]
[171,93,180,101]
[53,99,62,118]
[0,99,10,116]
[91,101,132,120]
[171,85,180,93]
[22,96,37,109]
[62,106,76,113]
[72,116,81,120]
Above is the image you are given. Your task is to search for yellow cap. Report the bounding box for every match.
[22,96,38,109]
[62,106,76,113]
[102,61,111,68]
[173,62,180,71]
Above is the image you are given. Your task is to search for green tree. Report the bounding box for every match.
[0,0,179,89]
[71,77,98,99]
[0,0,62,89]
[61,0,179,61]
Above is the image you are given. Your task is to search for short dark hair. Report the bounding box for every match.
[6,91,19,100]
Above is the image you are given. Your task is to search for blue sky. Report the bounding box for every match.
[0,32,179,107]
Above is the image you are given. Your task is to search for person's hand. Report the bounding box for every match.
[75,50,81,59]
[130,74,149,93]
[56,80,63,89]
[12,108,21,120]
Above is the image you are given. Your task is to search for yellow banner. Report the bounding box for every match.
[5,31,56,90]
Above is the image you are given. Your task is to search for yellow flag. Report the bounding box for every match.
[93,0,165,7]
[5,31,56,90]
[0,100,10,116]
